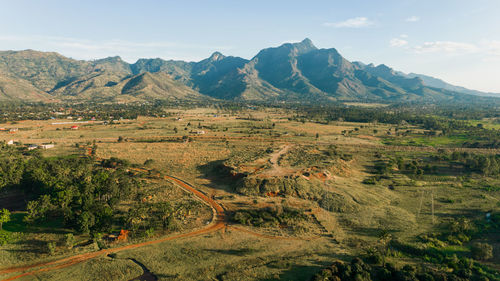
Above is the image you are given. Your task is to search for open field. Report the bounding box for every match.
[0,106,499,280]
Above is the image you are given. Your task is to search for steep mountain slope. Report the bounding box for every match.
[0,40,498,103]
[406,73,500,97]
[120,72,205,101]
[0,72,55,102]
[50,70,126,100]
[208,39,461,102]
[354,63,500,98]
[0,50,92,92]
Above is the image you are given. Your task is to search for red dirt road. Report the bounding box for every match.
[0,174,225,281]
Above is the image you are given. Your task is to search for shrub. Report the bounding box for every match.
[64,233,75,249]
[471,242,493,260]
[46,241,57,255]
[363,177,378,185]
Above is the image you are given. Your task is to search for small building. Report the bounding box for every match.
[27,144,38,150]
[70,125,79,130]
[190,130,205,135]
[7,140,14,145]
[40,144,55,149]
[9,128,18,133]
[0,128,6,131]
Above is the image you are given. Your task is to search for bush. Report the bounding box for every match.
[471,242,493,260]
[64,233,75,249]
[0,231,13,246]
[363,177,378,185]
[46,241,57,255]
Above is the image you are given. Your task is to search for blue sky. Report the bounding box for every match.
[1,0,499,92]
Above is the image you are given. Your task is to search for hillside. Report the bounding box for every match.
[0,40,498,103]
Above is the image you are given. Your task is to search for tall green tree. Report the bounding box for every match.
[0,208,11,231]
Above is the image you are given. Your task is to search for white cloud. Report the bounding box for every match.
[390,38,408,47]
[406,16,420,22]
[413,41,479,54]
[400,34,409,38]
[323,17,374,28]
[0,35,233,62]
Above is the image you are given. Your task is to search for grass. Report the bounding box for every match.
[382,134,471,147]
[0,107,499,280]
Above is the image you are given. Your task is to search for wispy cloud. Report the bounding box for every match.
[0,35,233,62]
[323,17,374,28]
[413,41,478,54]
[390,38,500,58]
[405,16,420,22]
[390,38,408,47]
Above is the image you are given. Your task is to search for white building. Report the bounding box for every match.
[40,144,55,149]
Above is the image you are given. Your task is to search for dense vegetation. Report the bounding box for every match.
[0,145,138,234]
[313,256,499,281]
[232,207,308,229]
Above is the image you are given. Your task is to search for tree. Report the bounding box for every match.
[378,230,393,266]
[46,241,57,255]
[77,211,95,234]
[64,233,75,249]
[471,242,493,260]
[315,133,319,139]
[0,208,10,230]
[117,136,124,142]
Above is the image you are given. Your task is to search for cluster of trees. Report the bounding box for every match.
[430,151,500,176]
[232,207,308,230]
[312,256,498,281]
[0,144,140,234]
[366,151,500,183]
[456,153,500,176]
[21,156,136,234]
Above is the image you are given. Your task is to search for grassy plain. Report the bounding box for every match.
[0,107,499,280]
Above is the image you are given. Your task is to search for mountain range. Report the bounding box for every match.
[0,38,497,103]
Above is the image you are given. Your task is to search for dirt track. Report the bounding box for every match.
[0,164,320,280]
[0,173,225,281]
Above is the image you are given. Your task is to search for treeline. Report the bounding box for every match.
[436,151,500,176]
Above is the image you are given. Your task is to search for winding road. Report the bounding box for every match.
[0,173,225,281]
[0,167,318,280]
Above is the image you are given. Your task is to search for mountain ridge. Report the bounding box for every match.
[0,39,498,103]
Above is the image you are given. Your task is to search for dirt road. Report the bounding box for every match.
[259,144,293,177]
[0,173,225,281]
[0,165,317,280]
